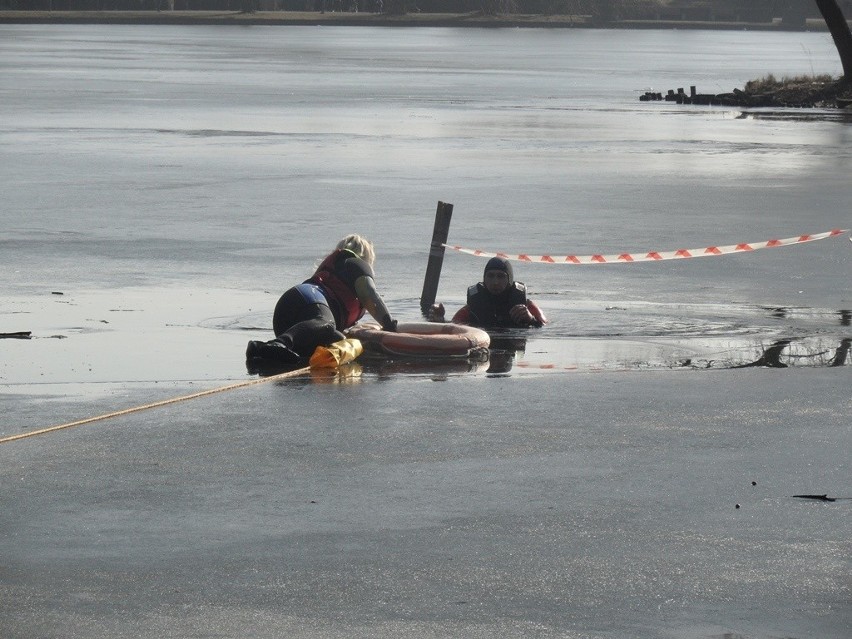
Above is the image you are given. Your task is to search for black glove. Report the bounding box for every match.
[382,318,398,332]
[427,303,445,322]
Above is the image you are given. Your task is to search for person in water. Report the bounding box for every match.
[246,234,397,371]
[429,256,547,328]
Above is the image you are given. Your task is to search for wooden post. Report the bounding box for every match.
[419,201,454,316]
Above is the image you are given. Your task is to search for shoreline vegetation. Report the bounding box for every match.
[4,10,851,107]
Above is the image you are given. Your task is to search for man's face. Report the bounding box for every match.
[484,269,509,295]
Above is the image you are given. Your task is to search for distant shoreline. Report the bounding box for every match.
[0,10,832,31]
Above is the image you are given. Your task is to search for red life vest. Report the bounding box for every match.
[307,250,366,329]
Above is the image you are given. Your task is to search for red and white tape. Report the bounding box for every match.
[444,229,848,265]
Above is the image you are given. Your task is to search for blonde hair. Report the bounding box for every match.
[336,234,375,265]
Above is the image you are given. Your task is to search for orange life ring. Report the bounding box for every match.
[346,322,490,358]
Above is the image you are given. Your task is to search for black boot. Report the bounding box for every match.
[245,338,304,375]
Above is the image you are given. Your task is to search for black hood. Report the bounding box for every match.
[483,256,514,285]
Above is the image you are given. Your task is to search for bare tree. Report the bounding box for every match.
[814,0,852,78]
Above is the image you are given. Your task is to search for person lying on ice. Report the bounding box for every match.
[428,256,547,328]
[246,234,397,372]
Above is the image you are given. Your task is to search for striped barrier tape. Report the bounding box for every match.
[444,229,848,265]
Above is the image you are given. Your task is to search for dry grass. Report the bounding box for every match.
[740,73,852,107]
[744,73,835,93]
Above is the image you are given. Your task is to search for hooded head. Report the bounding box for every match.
[483,257,514,296]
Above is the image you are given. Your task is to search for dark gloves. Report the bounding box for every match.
[381,317,398,332]
[426,303,445,322]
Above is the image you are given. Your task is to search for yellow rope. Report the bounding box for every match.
[0,367,311,445]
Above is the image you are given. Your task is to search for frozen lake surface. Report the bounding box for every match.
[1,25,850,639]
[1,25,851,382]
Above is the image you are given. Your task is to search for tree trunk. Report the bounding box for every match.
[814,0,852,78]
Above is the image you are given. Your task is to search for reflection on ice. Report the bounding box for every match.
[502,337,852,373]
[238,304,852,378]
[357,351,490,381]
[732,337,851,368]
[474,304,852,374]
[508,333,852,373]
[737,109,852,123]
